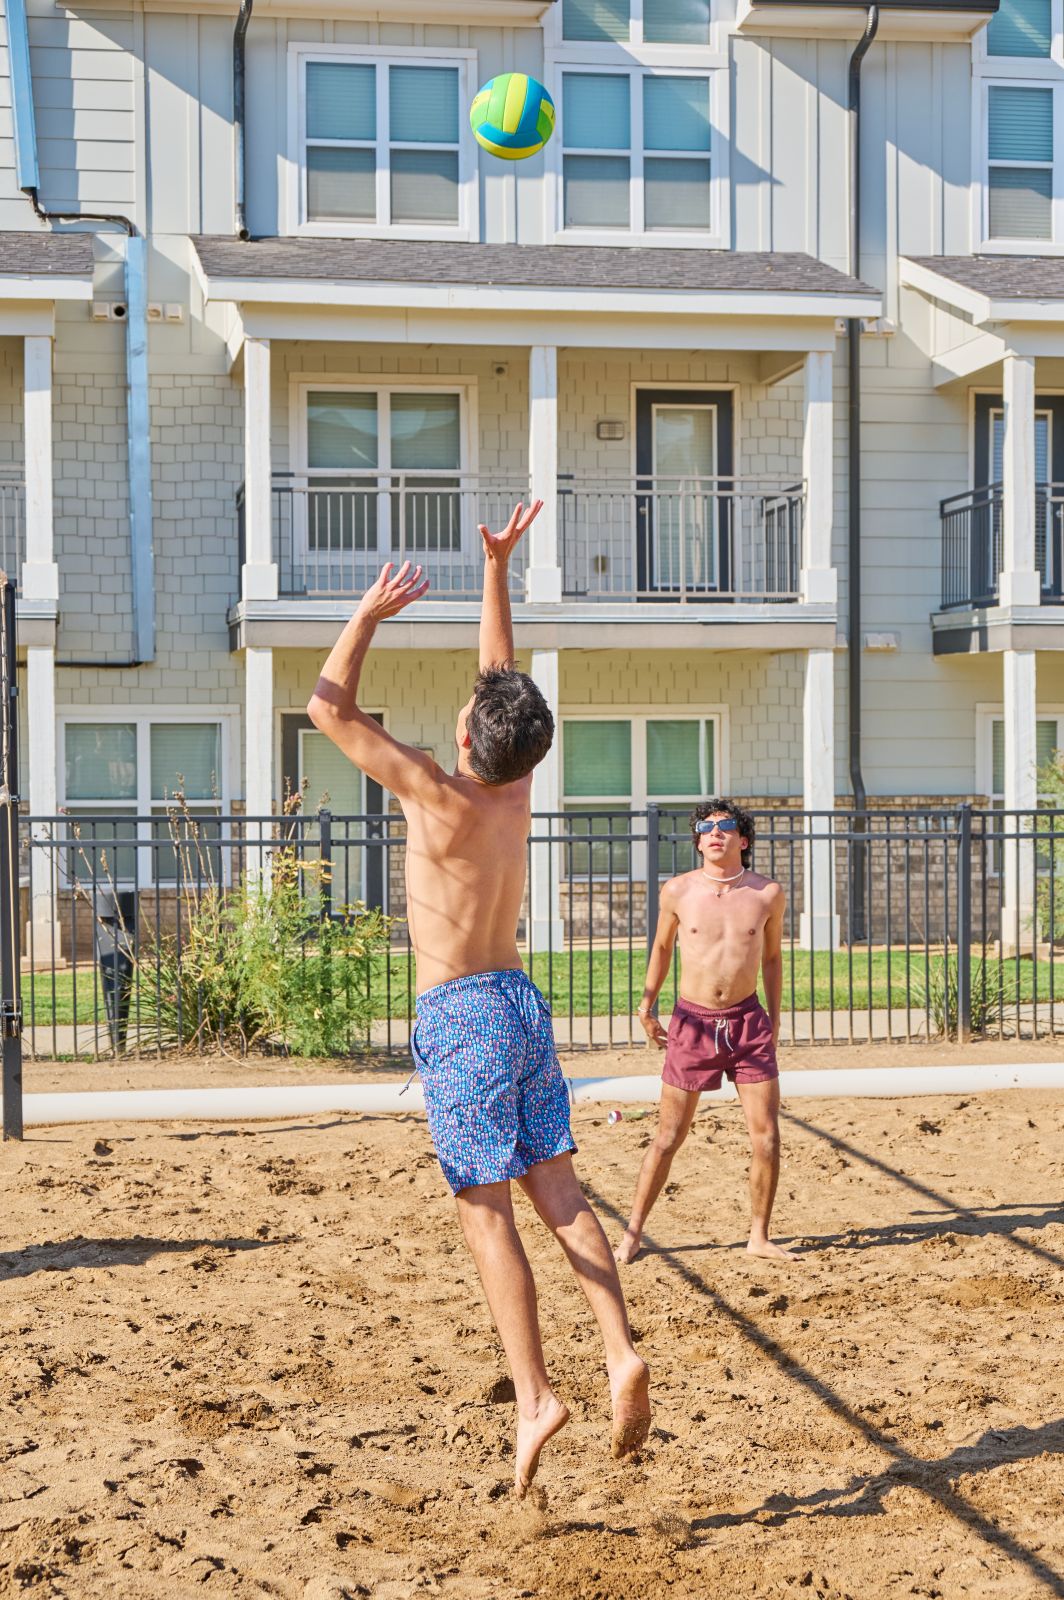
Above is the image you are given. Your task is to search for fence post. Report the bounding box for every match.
[645,803,660,964]
[318,808,333,922]
[957,803,972,1043]
[0,577,22,1138]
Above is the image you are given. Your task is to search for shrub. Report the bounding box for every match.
[71,802,393,1057]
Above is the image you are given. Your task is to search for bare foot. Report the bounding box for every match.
[614,1228,642,1265]
[514,1393,569,1499]
[747,1238,798,1261]
[609,1352,651,1460]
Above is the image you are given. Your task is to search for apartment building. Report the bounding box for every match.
[1,0,1061,944]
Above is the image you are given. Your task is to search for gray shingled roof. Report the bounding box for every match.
[0,231,95,277]
[907,255,1064,299]
[192,236,876,297]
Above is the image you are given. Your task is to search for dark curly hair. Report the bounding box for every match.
[689,798,755,868]
[466,664,554,785]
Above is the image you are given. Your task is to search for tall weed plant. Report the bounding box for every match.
[72,798,393,1056]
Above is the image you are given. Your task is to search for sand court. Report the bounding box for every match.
[0,1085,1061,1599]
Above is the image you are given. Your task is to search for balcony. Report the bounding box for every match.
[238,472,805,605]
[559,477,803,602]
[0,470,25,591]
[940,483,1064,611]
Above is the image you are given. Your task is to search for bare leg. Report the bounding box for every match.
[455,1180,569,1497]
[614,1084,701,1264]
[517,1154,650,1459]
[736,1076,796,1261]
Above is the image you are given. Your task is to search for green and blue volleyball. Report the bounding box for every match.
[470,73,555,161]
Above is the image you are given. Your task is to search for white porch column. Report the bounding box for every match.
[22,335,60,954]
[529,647,564,947]
[1002,649,1037,953]
[800,648,839,950]
[243,336,278,602]
[800,349,837,606]
[26,646,59,956]
[245,646,274,882]
[525,346,561,603]
[1000,351,1040,607]
[22,335,58,602]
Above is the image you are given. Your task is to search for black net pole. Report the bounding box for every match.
[0,576,22,1139]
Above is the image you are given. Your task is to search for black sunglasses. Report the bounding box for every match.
[695,818,739,835]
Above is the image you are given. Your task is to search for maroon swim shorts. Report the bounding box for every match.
[662,993,778,1094]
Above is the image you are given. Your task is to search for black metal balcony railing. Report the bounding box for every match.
[560,476,803,601]
[940,482,1064,610]
[0,471,25,591]
[237,473,806,604]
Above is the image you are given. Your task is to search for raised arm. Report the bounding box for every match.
[307,561,438,800]
[477,499,543,669]
[637,883,681,1048]
[760,883,786,1047]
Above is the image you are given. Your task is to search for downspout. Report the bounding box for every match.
[847,4,879,940]
[234,0,253,238]
[6,0,154,667]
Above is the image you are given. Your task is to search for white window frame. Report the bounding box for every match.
[290,376,479,570]
[546,0,732,57]
[544,15,731,248]
[560,707,729,876]
[973,25,1064,254]
[973,0,1064,69]
[57,707,238,890]
[976,703,1064,797]
[285,43,479,242]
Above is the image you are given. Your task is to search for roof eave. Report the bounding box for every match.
[196,272,880,321]
[736,0,997,40]
[900,256,1064,327]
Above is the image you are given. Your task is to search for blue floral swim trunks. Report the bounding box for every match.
[412,969,577,1195]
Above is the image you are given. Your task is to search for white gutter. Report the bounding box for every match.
[7,1062,1063,1128]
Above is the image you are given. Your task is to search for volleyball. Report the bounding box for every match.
[469,73,555,161]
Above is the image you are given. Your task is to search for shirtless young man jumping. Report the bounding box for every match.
[308,501,650,1499]
[615,799,795,1265]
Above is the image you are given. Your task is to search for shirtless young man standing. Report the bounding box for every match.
[308,501,650,1499]
[615,799,795,1266]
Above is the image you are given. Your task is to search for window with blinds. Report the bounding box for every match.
[301,56,464,231]
[561,69,714,235]
[64,720,225,885]
[987,83,1054,240]
[561,716,720,875]
[562,0,712,44]
[986,0,1053,57]
[303,387,465,556]
[991,717,1059,797]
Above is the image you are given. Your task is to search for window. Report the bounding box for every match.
[562,713,720,874]
[299,384,468,565]
[61,716,229,887]
[987,0,1053,57]
[991,716,1060,798]
[987,84,1054,240]
[562,0,712,46]
[558,68,716,236]
[291,49,476,238]
[976,2,1064,250]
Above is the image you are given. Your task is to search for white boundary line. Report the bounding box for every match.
[4,1063,1063,1128]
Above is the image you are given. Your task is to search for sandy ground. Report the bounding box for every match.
[18,1033,1064,1093]
[1,1085,1062,1599]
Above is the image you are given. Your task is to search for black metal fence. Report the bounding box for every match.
[17,803,1064,1059]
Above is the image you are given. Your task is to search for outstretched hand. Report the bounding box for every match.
[479,499,544,563]
[357,560,430,622]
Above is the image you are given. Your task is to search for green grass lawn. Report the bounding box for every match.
[21,948,1064,1028]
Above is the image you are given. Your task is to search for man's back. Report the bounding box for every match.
[403,770,533,994]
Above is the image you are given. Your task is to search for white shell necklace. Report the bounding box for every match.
[703,865,746,898]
